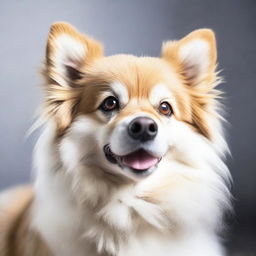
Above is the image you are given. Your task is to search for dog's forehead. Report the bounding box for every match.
[84,54,181,99]
[78,54,192,120]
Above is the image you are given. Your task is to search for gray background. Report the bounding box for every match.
[0,0,255,255]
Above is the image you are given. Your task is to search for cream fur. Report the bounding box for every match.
[29,114,231,256]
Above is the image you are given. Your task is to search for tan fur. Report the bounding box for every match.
[46,22,103,74]
[78,55,192,124]
[43,22,103,135]
[42,23,220,140]
[0,187,52,256]
[162,29,221,138]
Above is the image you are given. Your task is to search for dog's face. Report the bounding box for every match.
[43,23,220,181]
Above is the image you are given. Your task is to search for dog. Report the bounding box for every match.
[0,22,232,256]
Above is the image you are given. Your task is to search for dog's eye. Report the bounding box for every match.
[100,96,119,112]
[159,102,173,116]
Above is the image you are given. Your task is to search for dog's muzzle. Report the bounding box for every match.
[103,117,161,177]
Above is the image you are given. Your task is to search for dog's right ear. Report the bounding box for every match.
[42,23,103,135]
[45,22,103,87]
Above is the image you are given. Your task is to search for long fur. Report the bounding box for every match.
[0,22,232,256]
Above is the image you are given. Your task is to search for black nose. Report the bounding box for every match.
[128,117,158,142]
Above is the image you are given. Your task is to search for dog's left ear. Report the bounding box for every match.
[162,29,217,88]
[162,29,221,139]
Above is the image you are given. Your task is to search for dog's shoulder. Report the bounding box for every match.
[0,186,54,256]
[0,185,33,212]
[0,185,33,230]
[0,186,53,256]
[0,186,33,255]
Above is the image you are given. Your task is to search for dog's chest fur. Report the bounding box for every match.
[31,173,223,256]
[28,123,227,256]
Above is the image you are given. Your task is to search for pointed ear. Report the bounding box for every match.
[43,22,103,135]
[162,30,222,140]
[45,22,103,87]
[162,29,217,87]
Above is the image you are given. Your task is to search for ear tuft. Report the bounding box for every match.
[46,22,103,87]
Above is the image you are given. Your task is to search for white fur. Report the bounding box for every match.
[110,112,168,158]
[31,109,231,255]
[149,83,173,105]
[149,83,181,118]
[110,81,129,106]
[179,39,210,82]
[53,34,86,86]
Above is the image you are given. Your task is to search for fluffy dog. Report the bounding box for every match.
[0,22,231,256]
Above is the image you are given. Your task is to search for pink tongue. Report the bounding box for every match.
[122,150,158,170]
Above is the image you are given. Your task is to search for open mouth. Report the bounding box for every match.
[104,144,161,176]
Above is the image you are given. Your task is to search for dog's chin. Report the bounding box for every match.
[103,144,161,179]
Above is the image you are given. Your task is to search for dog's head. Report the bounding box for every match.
[42,22,222,181]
